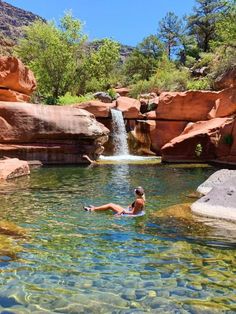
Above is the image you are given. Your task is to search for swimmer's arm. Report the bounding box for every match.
[124,200,143,215]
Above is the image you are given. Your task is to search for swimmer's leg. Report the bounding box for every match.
[90,203,124,215]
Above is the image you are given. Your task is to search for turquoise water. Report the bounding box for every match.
[0,164,236,313]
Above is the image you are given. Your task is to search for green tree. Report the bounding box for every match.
[157,12,184,59]
[209,0,236,77]
[187,0,228,52]
[14,12,86,101]
[82,38,120,92]
[123,35,164,83]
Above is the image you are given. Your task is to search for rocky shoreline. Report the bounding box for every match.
[191,169,236,222]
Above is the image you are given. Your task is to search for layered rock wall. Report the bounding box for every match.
[0,102,109,164]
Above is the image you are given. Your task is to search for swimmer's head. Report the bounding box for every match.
[134,186,144,196]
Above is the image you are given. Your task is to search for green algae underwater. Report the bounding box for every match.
[0,163,235,313]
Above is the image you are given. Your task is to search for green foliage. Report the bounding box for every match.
[58,92,94,105]
[223,134,234,145]
[107,88,118,100]
[14,12,86,99]
[195,143,203,157]
[157,11,184,59]
[209,1,236,78]
[191,52,214,70]
[129,57,190,98]
[186,77,211,90]
[122,35,165,84]
[187,0,228,52]
[82,39,120,92]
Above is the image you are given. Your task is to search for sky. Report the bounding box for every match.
[6,0,196,46]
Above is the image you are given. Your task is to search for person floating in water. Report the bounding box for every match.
[83,187,145,216]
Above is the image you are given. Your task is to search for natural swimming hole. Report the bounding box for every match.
[0,163,236,313]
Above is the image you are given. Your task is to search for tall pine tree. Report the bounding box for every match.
[157,12,183,59]
[187,0,228,52]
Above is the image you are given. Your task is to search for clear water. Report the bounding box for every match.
[0,164,236,313]
[111,109,129,156]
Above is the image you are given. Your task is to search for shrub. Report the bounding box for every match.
[58,92,94,105]
[186,77,211,90]
[223,134,234,146]
[195,143,203,157]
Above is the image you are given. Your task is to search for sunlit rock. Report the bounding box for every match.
[0,102,109,164]
[0,56,36,102]
[191,176,236,221]
[0,158,30,180]
[196,169,236,195]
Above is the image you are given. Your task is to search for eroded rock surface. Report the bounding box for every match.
[0,56,36,102]
[191,176,236,221]
[0,158,30,180]
[0,102,109,164]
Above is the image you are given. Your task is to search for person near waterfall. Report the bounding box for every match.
[83,187,146,216]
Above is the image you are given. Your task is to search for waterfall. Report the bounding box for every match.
[111,109,129,156]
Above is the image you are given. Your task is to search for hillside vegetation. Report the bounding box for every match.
[0,0,235,103]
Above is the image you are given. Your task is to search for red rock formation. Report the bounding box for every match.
[214,66,236,90]
[157,90,219,121]
[116,97,144,119]
[0,56,36,102]
[162,117,234,162]
[0,158,30,180]
[73,100,115,118]
[208,88,236,118]
[114,87,130,97]
[0,102,109,164]
[0,89,30,102]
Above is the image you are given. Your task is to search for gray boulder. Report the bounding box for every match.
[191,176,236,221]
[93,92,113,103]
[197,169,236,195]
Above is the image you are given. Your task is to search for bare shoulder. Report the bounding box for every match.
[135,199,145,206]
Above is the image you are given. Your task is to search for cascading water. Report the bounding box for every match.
[110,109,129,156]
[99,108,159,162]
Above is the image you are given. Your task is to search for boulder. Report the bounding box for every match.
[0,56,36,95]
[0,102,109,164]
[73,100,115,118]
[196,169,236,195]
[128,121,155,155]
[93,92,113,103]
[208,88,236,118]
[0,89,30,102]
[116,97,144,119]
[114,87,130,97]
[150,120,188,154]
[191,176,236,221]
[0,158,30,180]
[162,117,234,162]
[157,90,219,121]
[214,65,236,90]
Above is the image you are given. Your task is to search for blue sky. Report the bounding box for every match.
[6,0,196,46]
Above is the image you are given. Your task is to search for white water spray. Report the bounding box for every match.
[110,109,129,156]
